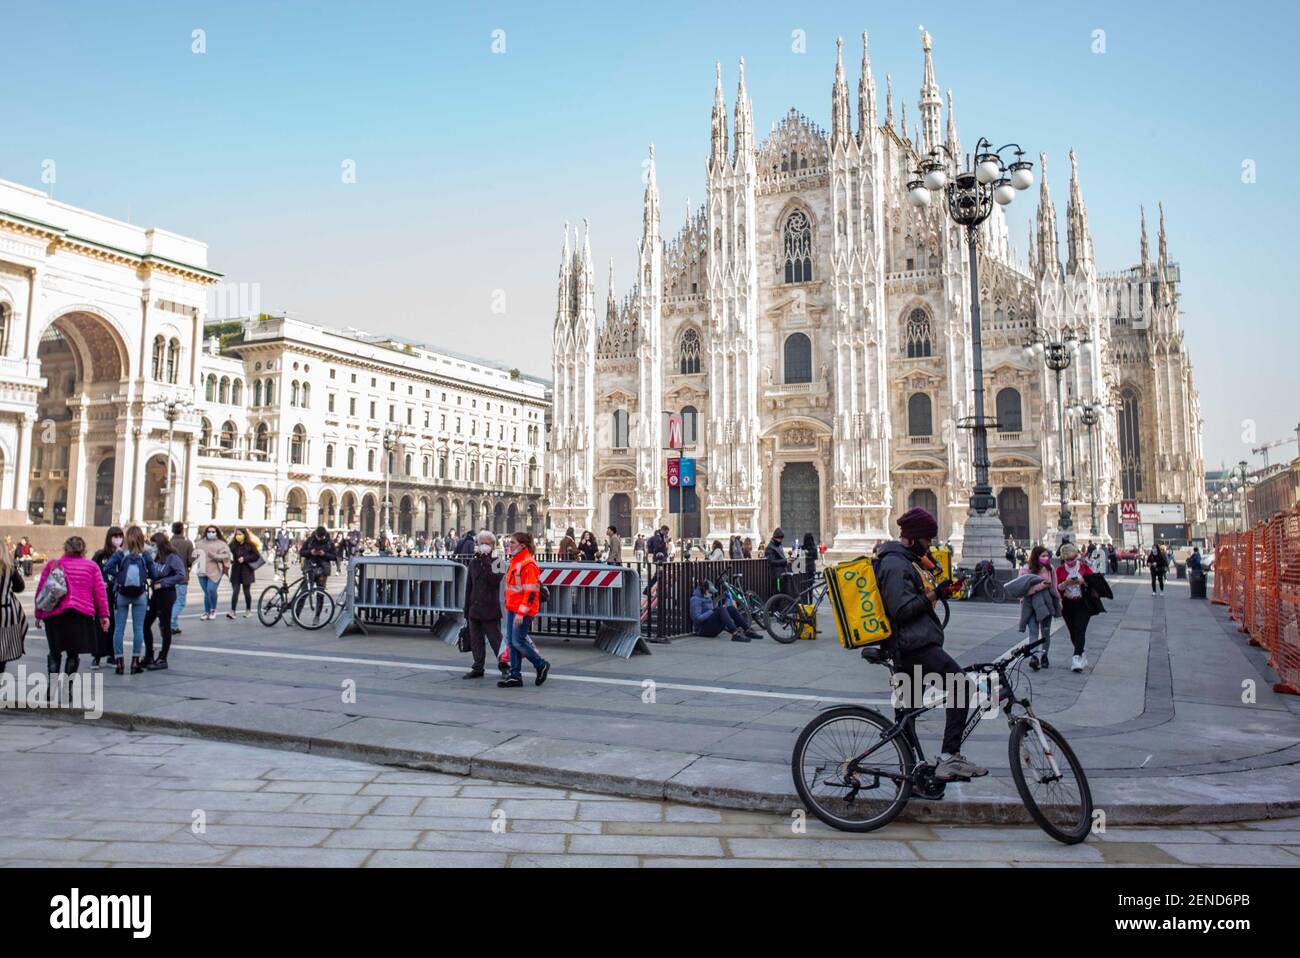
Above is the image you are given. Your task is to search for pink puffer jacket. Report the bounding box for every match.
[34,555,109,622]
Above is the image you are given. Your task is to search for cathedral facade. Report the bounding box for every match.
[548,32,1207,557]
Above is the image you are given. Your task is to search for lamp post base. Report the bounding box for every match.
[957,509,1014,569]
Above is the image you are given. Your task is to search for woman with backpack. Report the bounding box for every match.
[142,532,186,670]
[195,525,232,620]
[34,535,109,679]
[90,526,124,669]
[497,531,551,689]
[227,527,261,619]
[103,526,153,675]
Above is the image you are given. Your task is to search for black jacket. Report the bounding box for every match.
[464,552,503,621]
[764,540,789,575]
[454,533,476,557]
[875,541,945,657]
[646,532,667,562]
[229,539,261,586]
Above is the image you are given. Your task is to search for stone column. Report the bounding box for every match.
[65,402,89,526]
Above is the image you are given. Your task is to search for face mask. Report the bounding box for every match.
[907,540,928,557]
[235,534,245,542]
[111,536,123,548]
[1039,555,1050,566]
[476,543,491,554]
[206,531,217,540]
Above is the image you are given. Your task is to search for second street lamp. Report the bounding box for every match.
[908,137,1033,563]
[150,395,195,525]
[1068,399,1105,537]
[1024,328,1083,544]
[382,426,406,539]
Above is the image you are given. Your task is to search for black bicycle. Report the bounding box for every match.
[791,634,1093,844]
[257,558,336,630]
[957,560,1007,602]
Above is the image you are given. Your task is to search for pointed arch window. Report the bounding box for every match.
[678,328,702,374]
[289,426,306,465]
[206,375,217,403]
[200,418,213,449]
[255,423,270,457]
[347,447,356,470]
[231,379,242,405]
[300,382,310,408]
[325,444,335,468]
[781,209,814,284]
[0,303,10,355]
[290,381,300,407]
[264,379,274,406]
[1119,387,1143,500]
[783,333,812,384]
[219,421,237,452]
[995,388,1023,432]
[905,308,933,358]
[219,376,230,404]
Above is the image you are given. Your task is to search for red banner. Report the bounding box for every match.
[667,458,680,487]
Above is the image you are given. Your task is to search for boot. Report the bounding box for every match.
[130,656,143,675]
[115,657,125,675]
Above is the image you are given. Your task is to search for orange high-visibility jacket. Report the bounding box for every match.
[505,549,541,617]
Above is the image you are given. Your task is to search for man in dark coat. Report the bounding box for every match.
[462,531,506,678]
[454,530,476,557]
[764,528,791,595]
[876,507,986,783]
[646,526,669,563]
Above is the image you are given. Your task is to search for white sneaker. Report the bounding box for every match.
[1078,652,1089,670]
[1071,654,1083,672]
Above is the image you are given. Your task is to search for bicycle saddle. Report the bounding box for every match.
[859,646,892,666]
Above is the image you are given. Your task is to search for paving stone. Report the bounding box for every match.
[495,799,580,820]
[261,780,366,795]
[83,841,234,864]
[568,835,725,857]
[224,847,373,867]
[577,801,663,822]
[509,854,641,868]
[727,838,916,861]
[365,850,508,867]
[185,825,332,847]
[416,831,567,854]
[322,829,422,850]
[911,841,1104,863]
[1154,843,1300,866]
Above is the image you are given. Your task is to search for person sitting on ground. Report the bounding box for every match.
[689,579,760,642]
[876,507,985,783]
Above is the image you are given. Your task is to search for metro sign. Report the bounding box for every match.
[1120,500,1139,522]
[663,412,683,450]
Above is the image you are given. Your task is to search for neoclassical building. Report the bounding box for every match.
[549,31,1207,556]
[0,178,548,538]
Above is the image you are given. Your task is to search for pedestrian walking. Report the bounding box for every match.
[605,526,623,565]
[143,532,185,670]
[227,527,261,618]
[1146,545,1168,595]
[462,531,506,679]
[195,525,232,620]
[0,541,29,676]
[36,536,110,679]
[1017,545,1060,671]
[633,534,646,562]
[1056,542,1094,672]
[497,531,550,689]
[169,522,194,635]
[90,527,124,668]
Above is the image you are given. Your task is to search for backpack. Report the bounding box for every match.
[35,562,69,612]
[117,554,147,598]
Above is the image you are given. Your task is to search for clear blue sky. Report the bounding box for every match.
[2,0,1295,468]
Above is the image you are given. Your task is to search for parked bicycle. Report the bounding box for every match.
[767,570,949,643]
[956,559,1007,602]
[718,572,768,633]
[257,559,336,630]
[791,633,1093,844]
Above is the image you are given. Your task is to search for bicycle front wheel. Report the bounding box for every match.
[745,592,768,628]
[257,586,287,627]
[762,593,801,644]
[792,706,914,833]
[291,588,336,631]
[982,577,1007,603]
[937,597,951,628]
[1008,718,1093,844]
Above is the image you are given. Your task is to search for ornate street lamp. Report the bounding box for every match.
[150,395,195,524]
[1233,459,1258,529]
[1068,399,1106,537]
[381,425,406,539]
[1024,328,1085,543]
[908,138,1033,560]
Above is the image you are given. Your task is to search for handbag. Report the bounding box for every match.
[248,555,266,571]
[35,561,68,612]
[457,625,472,653]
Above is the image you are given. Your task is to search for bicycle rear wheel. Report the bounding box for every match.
[1008,718,1093,844]
[937,597,950,628]
[792,706,914,833]
[257,586,287,627]
[291,588,336,631]
[981,577,1007,603]
[745,591,768,628]
[762,593,801,644]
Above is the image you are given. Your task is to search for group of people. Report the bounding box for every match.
[1010,540,1111,674]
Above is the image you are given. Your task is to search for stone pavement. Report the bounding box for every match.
[6,572,1300,824]
[2,718,1297,867]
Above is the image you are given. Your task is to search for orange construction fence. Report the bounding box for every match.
[1212,504,1300,695]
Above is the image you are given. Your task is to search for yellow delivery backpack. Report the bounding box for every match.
[825,556,892,649]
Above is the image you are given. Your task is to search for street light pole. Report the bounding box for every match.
[382,425,405,539]
[150,396,194,525]
[1069,400,1104,537]
[1024,330,1083,543]
[907,137,1034,562]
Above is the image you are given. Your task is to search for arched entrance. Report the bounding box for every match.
[507,502,519,534]
[609,493,632,538]
[998,487,1031,543]
[398,495,413,536]
[143,454,174,524]
[29,314,129,526]
[94,458,116,526]
[360,494,377,538]
[779,462,821,545]
[340,492,358,529]
[493,502,505,535]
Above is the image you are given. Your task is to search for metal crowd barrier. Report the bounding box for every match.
[535,562,648,658]
[335,555,467,642]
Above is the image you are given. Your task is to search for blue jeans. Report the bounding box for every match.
[505,611,547,680]
[113,592,148,657]
[694,604,749,637]
[171,582,188,630]
[199,574,222,615]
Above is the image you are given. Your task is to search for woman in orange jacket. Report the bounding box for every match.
[498,531,551,688]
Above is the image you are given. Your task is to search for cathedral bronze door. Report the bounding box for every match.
[780,462,820,545]
[609,493,632,538]
[998,487,1031,543]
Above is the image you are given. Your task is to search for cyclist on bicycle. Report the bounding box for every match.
[301,526,336,589]
[876,507,987,783]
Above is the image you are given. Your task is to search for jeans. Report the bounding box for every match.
[113,592,148,657]
[504,610,547,679]
[144,586,176,661]
[694,604,750,637]
[171,582,188,630]
[199,574,222,615]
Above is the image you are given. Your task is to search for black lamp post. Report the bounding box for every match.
[1068,399,1105,537]
[908,138,1034,518]
[1024,328,1085,542]
[382,426,405,537]
[150,395,195,523]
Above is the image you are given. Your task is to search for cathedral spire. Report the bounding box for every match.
[831,36,851,151]
[944,89,961,168]
[918,28,942,156]
[642,144,660,240]
[709,62,728,172]
[1035,152,1062,281]
[555,221,572,339]
[1157,201,1169,276]
[1066,148,1095,276]
[1139,205,1150,272]
[885,73,894,129]
[733,57,754,159]
[900,99,908,145]
[857,32,877,139]
[605,257,617,324]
